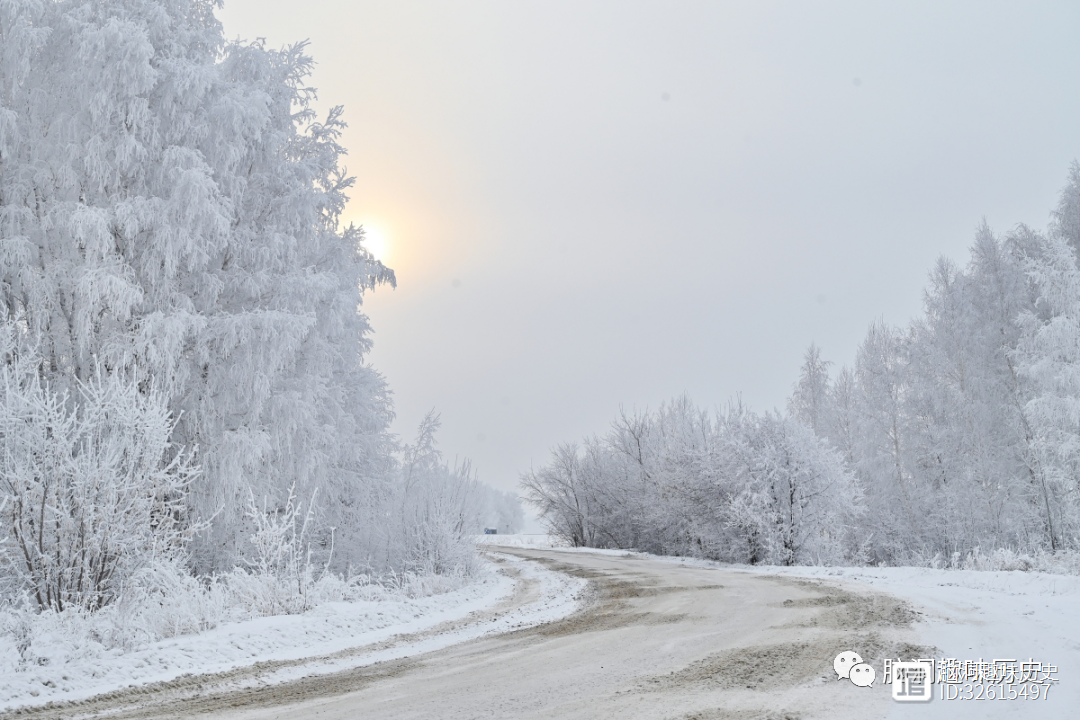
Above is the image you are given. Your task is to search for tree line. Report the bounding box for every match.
[0,0,516,617]
[525,167,1080,565]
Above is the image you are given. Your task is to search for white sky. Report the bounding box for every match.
[218,1,1080,511]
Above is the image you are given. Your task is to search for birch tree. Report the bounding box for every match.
[0,0,395,575]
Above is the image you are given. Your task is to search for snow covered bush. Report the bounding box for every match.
[220,485,342,616]
[0,333,196,612]
[523,396,863,565]
[383,414,485,577]
[245,487,322,591]
[0,556,481,676]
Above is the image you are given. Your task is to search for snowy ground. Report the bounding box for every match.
[0,551,586,713]
[750,564,1080,719]
[474,532,570,548]
[5,536,1074,718]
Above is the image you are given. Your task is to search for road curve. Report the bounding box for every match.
[10,548,931,720]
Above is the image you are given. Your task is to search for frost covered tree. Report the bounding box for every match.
[783,170,1080,561]
[727,411,862,565]
[1014,235,1080,551]
[520,443,599,548]
[906,231,1043,554]
[382,413,496,576]
[530,167,1080,566]
[788,343,832,437]
[796,233,1046,562]
[0,0,394,574]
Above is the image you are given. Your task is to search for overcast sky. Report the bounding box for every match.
[219,1,1080,519]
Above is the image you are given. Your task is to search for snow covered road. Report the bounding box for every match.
[53,547,932,719]
[6,547,1073,719]
[198,547,933,720]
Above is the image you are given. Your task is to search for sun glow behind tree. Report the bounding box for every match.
[359,224,392,264]
[0,0,506,616]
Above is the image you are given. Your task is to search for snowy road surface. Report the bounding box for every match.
[5,546,1074,719]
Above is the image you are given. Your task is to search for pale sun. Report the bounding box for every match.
[362,226,390,263]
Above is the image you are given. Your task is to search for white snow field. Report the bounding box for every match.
[0,552,586,713]
[753,564,1080,720]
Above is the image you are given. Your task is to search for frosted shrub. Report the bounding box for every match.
[248,487,322,601]
[381,414,484,578]
[523,397,862,565]
[0,556,479,668]
[111,559,229,644]
[0,339,197,613]
[956,547,1080,575]
[220,486,334,616]
[400,465,483,577]
[0,555,222,666]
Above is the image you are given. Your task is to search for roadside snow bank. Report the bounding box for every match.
[214,550,588,691]
[0,552,586,712]
[0,570,509,709]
